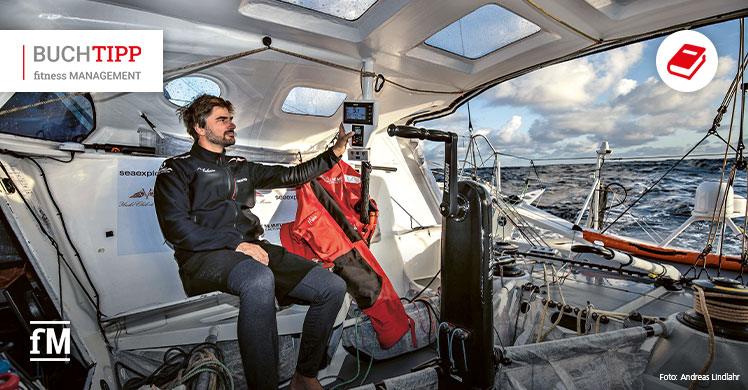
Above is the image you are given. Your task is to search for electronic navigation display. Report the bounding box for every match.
[343,101,374,125]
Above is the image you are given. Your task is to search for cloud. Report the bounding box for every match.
[477,115,528,145]
[425,115,531,164]
[425,43,738,164]
[615,79,637,96]
[484,43,644,112]
[509,51,736,153]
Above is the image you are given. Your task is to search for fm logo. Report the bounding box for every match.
[29,321,71,362]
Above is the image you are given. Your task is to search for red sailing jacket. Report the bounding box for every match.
[280,162,411,348]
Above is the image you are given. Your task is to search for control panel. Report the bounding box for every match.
[343,101,377,161]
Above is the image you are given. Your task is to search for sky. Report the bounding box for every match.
[421,19,745,167]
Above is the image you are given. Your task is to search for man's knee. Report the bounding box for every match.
[228,261,275,299]
[326,272,347,302]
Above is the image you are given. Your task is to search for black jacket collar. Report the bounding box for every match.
[191,143,226,165]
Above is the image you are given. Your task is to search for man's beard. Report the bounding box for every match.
[205,126,235,147]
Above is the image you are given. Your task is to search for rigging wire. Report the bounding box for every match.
[741,18,748,283]
[602,51,748,237]
[686,21,748,278]
[600,132,712,233]
[695,110,737,277]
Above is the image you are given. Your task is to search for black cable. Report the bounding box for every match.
[0,153,112,354]
[43,152,76,164]
[0,149,76,163]
[25,156,112,347]
[405,270,440,303]
[602,132,712,234]
[601,182,627,211]
[373,74,464,95]
[408,298,436,349]
[0,160,97,307]
[416,297,441,322]
[58,252,63,321]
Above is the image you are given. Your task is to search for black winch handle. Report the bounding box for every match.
[387,124,460,217]
[360,161,372,224]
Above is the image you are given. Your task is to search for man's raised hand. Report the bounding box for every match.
[236,242,269,265]
[332,123,353,158]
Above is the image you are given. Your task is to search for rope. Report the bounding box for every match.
[267,46,363,74]
[163,47,269,82]
[692,288,748,323]
[266,46,465,94]
[525,0,602,44]
[0,93,87,117]
[536,264,567,342]
[689,285,716,390]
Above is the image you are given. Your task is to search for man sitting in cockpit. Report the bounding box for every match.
[154,94,351,390]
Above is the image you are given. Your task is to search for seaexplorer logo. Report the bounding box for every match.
[0,30,163,92]
[29,320,71,362]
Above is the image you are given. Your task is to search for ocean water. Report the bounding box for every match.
[437,158,748,255]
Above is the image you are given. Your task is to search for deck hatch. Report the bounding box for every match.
[281,87,347,117]
[276,0,377,20]
[0,92,94,142]
[425,4,541,59]
[163,76,221,107]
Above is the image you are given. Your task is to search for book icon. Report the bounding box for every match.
[667,43,706,80]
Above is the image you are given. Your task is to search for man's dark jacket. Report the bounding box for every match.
[154,143,340,264]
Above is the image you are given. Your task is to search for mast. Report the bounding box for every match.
[591,141,611,229]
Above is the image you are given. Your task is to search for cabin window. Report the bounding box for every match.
[282,87,347,117]
[163,76,222,107]
[277,0,377,20]
[425,4,541,59]
[0,93,95,142]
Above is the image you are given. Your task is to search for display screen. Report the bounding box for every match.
[343,102,374,125]
[345,106,367,121]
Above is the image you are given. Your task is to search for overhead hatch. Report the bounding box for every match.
[282,86,347,117]
[277,0,377,20]
[425,4,541,59]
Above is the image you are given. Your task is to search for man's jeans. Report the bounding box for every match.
[180,247,347,389]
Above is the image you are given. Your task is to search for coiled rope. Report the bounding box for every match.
[688,284,748,390]
[692,286,748,323]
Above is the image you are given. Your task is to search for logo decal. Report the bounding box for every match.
[129,188,154,199]
[656,30,718,92]
[29,321,70,362]
[1,30,163,92]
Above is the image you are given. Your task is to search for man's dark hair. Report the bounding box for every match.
[177,94,234,141]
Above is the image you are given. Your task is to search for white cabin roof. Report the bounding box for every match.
[2,0,746,151]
